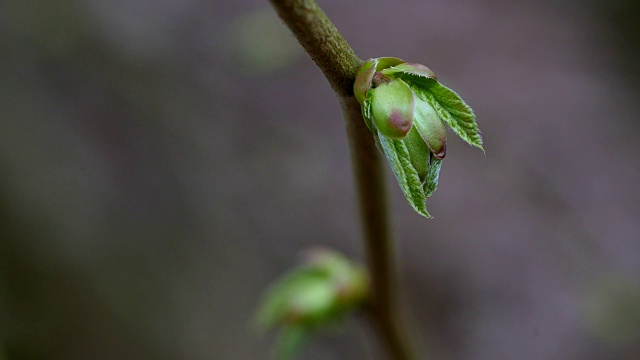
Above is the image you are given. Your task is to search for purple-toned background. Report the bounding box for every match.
[2,0,639,359]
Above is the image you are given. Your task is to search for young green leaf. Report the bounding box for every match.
[424,82,482,150]
[378,133,431,218]
[423,154,442,199]
[255,268,328,330]
[381,63,436,80]
[402,127,430,179]
[399,75,483,150]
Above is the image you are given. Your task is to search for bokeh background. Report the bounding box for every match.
[1,0,640,359]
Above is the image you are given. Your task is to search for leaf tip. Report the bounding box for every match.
[419,208,433,219]
[412,202,433,218]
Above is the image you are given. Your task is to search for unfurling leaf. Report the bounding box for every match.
[423,154,442,199]
[378,134,431,218]
[381,62,437,80]
[402,75,483,150]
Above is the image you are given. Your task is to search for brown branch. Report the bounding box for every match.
[267,0,360,97]
[268,1,418,359]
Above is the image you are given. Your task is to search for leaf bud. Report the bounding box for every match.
[413,97,447,159]
[354,57,405,105]
[286,279,336,325]
[370,79,415,139]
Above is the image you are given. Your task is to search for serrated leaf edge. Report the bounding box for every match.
[378,133,431,218]
[398,74,483,150]
[423,155,442,199]
[424,90,483,150]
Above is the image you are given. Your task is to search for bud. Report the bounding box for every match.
[286,279,336,325]
[354,57,405,105]
[256,249,368,329]
[370,79,414,139]
[413,97,447,159]
[305,248,368,307]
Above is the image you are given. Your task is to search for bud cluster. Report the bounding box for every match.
[353,57,482,217]
[354,57,446,159]
[257,249,368,329]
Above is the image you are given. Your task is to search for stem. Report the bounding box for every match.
[268,0,360,97]
[342,97,416,360]
[268,1,417,359]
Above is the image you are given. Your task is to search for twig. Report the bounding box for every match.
[267,1,417,359]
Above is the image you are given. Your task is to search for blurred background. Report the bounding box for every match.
[1,0,640,359]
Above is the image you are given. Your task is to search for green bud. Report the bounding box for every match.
[305,249,368,308]
[256,249,368,331]
[370,79,414,139]
[413,96,447,159]
[354,57,405,105]
[336,267,368,306]
[287,279,336,325]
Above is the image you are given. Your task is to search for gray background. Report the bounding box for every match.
[1,0,639,359]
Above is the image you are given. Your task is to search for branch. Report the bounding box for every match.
[268,0,360,97]
[268,1,417,359]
